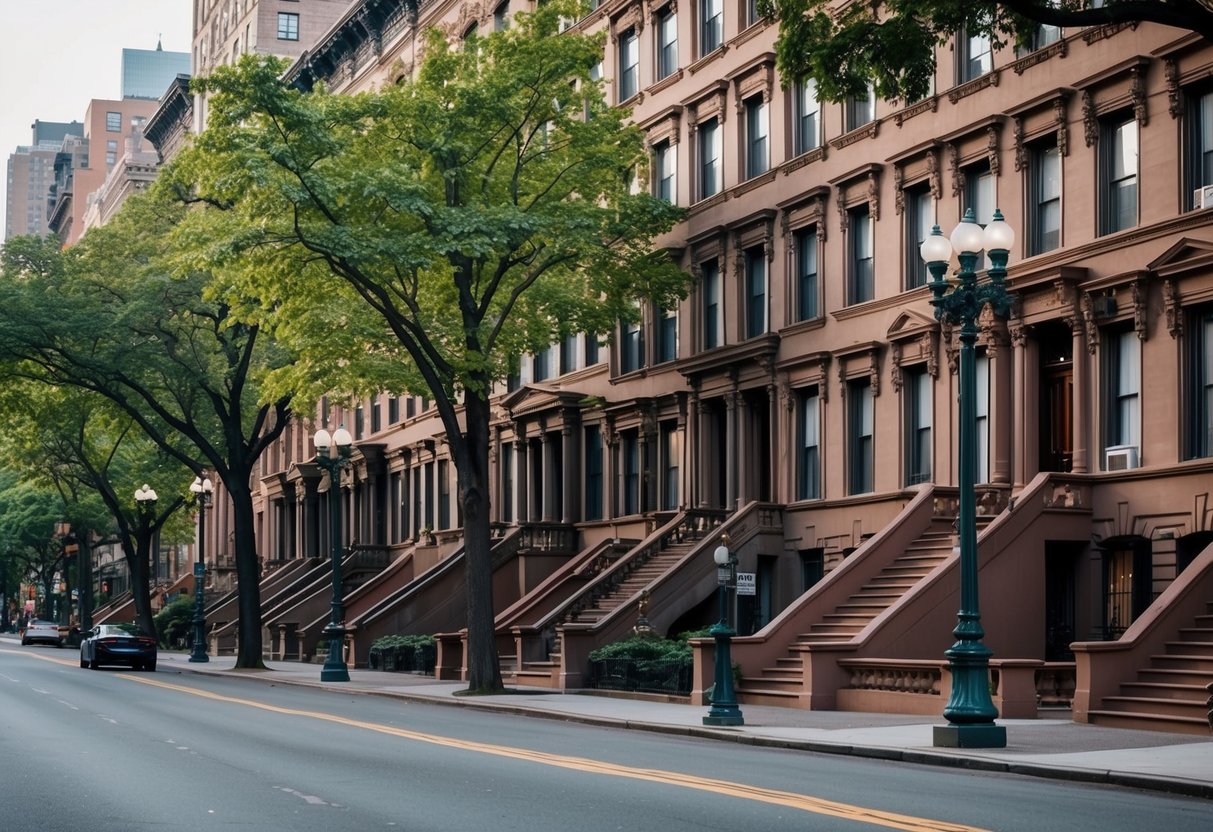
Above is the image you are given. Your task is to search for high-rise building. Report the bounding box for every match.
[5,121,81,240]
[121,42,190,99]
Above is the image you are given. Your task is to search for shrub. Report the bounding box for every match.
[589,636,689,663]
[154,597,195,648]
[368,634,436,673]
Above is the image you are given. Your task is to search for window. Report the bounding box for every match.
[532,345,552,382]
[560,332,578,375]
[584,425,603,520]
[463,22,479,41]
[1029,142,1061,255]
[906,367,932,485]
[493,1,509,31]
[1186,87,1213,210]
[1104,329,1140,456]
[657,8,678,81]
[700,0,723,56]
[963,161,995,269]
[744,0,759,27]
[622,431,641,515]
[797,389,820,500]
[388,397,400,424]
[700,258,722,349]
[744,97,769,178]
[744,246,767,337]
[905,185,933,289]
[698,117,721,199]
[960,25,992,83]
[584,333,600,366]
[794,79,820,155]
[794,226,819,321]
[1024,23,1061,52]
[619,317,645,374]
[1100,116,1138,235]
[656,306,678,363]
[848,379,874,494]
[1186,306,1213,459]
[846,85,875,132]
[106,112,122,132]
[277,12,299,40]
[975,352,990,483]
[654,141,676,203]
[618,28,639,102]
[500,443,514,523]
[371,399,381,433]
[848,204,874,304]
[106,151,117,166]
[660,422,681,510]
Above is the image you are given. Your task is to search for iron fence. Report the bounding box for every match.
[589,657,692,695]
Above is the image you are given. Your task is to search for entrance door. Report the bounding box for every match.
[1044,543,1078,660]
[1038,325,1074,472]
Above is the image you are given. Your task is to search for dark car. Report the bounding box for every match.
[80,623,157,671]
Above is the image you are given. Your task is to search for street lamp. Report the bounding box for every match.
[314,424,353,682]
[920,208,1015,749]
[703,533,743,726]
[135,484,158,585]
[188,475,214,663]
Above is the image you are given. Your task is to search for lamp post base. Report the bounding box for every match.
[702,712,745,727]
[933,723,1006,748]
[320,625,349,682]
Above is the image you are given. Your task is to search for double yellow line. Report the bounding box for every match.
[125,674,988,832]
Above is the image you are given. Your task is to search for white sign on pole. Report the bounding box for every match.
[735,572,756,596]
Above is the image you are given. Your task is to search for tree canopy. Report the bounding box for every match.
[759,1,1213,104]
[168,1,688,690]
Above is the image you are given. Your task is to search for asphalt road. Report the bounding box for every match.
[2,645,1209,832]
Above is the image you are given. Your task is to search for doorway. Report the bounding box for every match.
[1037,322,1073,473]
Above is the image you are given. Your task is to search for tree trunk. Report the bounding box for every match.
[126,540,156,638]
[227,474,265,669]
[460,391,503,693]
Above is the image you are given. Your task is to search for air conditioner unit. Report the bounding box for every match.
[1105,444,1140,472]
[1090,295,1117,318]
[1194,185,1213,210]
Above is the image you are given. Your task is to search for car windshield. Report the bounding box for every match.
[97,624,140,636]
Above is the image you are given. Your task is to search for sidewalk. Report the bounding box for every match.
[156,651,1213,800]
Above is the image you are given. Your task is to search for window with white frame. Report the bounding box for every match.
[1100,115,1138,235]
[744,245,767,338]
[654,140,676,203]
[584,425,604,520]
[745,96,769,178]
[846,84,875,131]
[656,305,678,363]
[963,160,995,269]
[277,12,299,40]
[700,0,723,56]
[106,112,122,132]
[618,27,639,101]
[797,388,820,500]
[700,258,722,349]
[619,315,645,374]
[657,7,678,81]
[794,226,819,321]
[975,352,990,483]
[905,367,932,485]
[848,204,874,304]
[1029,141,1061,255]
[1187,305,1213,459]
[960,25,992,83]
[698,117,721,199]
[622,430,641,514]
[1104,328,1140,458]
[1185,86,1213,210]
[905,184,933,289]
[794,79,820,156]
[848,378,874,494]
[660,421,681,510]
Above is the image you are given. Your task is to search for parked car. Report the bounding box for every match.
[79,624,157,671]
[20,619,63,647]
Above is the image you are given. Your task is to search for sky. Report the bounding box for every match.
[0,0,193,222]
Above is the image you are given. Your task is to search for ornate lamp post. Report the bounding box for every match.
[703,533,743,726]
[135,484,158,586]
[188,475,213,663]
[920,208,1015,749]
[313,424,353,682]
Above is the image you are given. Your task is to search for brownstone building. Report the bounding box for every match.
[177,2,1213,733]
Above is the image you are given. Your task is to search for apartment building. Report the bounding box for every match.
[4,121,81,240]
[186,2,1213,731]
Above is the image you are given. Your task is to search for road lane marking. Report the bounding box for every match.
[127,675,988,832]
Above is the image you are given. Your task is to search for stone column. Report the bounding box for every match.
[990,338,1012,485]
[562,421,579,524]
[1070,319,1090,474]
[725,391,738,510]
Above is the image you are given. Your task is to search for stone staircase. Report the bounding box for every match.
[1086,600,1213,735]
[565,541,696,626]
[737,519,959,705]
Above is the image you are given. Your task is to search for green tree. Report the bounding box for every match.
[170,2,687,692]
[759,1,1213,104]
[0,473,69,621]
[0,191,292,667]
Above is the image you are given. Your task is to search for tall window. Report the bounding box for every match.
[960,26,992,82]
[794,79,820,155]
[657,306,678,362]
[745,97,769,178]
[622,431,640,515]
[964,161,995,269]
[1101,116,1138,235]
[975,352,990,483]
[698,117,721,199]
[794,226,819,321]
[493,1,509,31]
[700,0,723,56]
[1105,329,1141,456]
[584,333,600,365]
[1029,142,1061,255]
[701,258,722,349]
[437,460,451,529]
[584,425,603,520]
[657,8,678,80]
[906,185,933,289]
[906,367,932,485]
[277,12,299,40]
[660,422,681,510]
[618,28,639,101]
[846,85,875,132]
[1187,88,1213,209]
[848,379,874,494]
[560,332,578,375]
[106,112,122,132]
[532,345,552,382]
[501,443,513,523]
[619,317,644,374]
[1023,23,1061,52]
[848,204,874,304]
[797,389,820,500]
[744,246,767,337]
[654,141,675,203]
[1187,306,1213,459]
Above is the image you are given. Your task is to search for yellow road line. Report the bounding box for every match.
[119,674,989,832]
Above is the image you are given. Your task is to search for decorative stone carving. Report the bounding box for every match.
[867,170,880,222]
[1012,117,1027,172]
[1164,58,1181,119]
[1130,62,1148,127]
[836,186,849,232]
[948,143,964,197]
[1132,278,1147,341]
[927,149,942,200]
[1055,94,1070,157]
[923,331,939,378]
[890,347,903,393]
[943,321,958,375]
[1082,90,1098,147]
[1164,278,1182,339]
[987,124,1001,176]
[1079,292,1098,355]
[893,167,905,215]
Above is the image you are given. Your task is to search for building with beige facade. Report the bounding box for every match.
[5,121,82,240]
[148,1,1213,734]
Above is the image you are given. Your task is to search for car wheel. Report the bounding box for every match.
[89,656,100,670]
[146,660,157,672]
[20,638,28,646]
[80,653,88,668]
[55,640,63,649]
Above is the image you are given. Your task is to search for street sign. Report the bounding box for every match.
[735,572,756,596]
[194,562,205,578]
